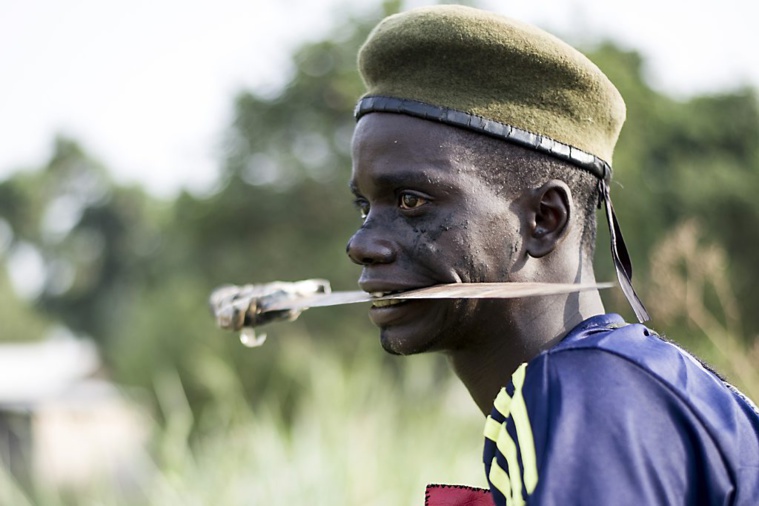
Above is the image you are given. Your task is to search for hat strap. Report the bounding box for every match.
[599,180,649,322]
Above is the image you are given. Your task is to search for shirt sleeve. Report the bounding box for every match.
[482,349,733,505]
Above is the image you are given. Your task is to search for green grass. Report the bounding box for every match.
[3,337,488,506]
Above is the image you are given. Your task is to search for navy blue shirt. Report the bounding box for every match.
[483,314,759,505]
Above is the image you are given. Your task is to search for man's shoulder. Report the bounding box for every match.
[520,315,701,415]
[536,313,723,399]
[487,315,759,505]
[545,312,666,359]
[521,314,759,471]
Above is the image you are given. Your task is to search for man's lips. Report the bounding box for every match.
[367,297,430,326]
[359,277,442,295]
[358,277,467,323]
[363,284,448,328]
[371,297,407,308]
[366,288,416,308]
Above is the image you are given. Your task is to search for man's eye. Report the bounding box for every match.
[354,199,370,220]
[399,192,428,210]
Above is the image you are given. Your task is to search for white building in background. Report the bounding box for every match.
[0,334,148,488]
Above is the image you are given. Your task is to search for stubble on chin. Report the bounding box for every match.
[379,328,439,356]
[377,300,469,356]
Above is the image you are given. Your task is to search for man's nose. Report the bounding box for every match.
[346,225,396,266]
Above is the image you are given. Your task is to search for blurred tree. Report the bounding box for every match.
[0,137,164,343]
[0,268,50,342]
[590,44,759,336]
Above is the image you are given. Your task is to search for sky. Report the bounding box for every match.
[1,0,757,198]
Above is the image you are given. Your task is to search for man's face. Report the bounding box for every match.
[347,113,527,355]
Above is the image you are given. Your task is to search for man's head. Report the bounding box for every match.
[348,113,598,355]
[347,6,638,355]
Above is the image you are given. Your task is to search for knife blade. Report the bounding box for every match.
[210,280,614,347]
[263,281,614,312]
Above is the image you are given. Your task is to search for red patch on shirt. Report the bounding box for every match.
[425,484,495,506]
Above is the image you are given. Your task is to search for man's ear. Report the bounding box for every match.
[525,180,571,258]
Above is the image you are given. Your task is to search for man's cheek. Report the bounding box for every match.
[421,230,481,277]
[409,228,441,259]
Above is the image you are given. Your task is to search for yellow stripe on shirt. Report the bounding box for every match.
[510,363,538,494]
[489,457,514,506]
[484,416,502,442]
[496,422,525,506]
[485,363,539,503]
[493,386,512,417]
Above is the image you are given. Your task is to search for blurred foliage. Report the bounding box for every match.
[1,0,759,503]
[0,268,50,342]
[0,138,164,342]
[590,44,759,335]
[1,346,485,506]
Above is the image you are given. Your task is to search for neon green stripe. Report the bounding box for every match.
[493,387,512,416]
[511,363,527,390]
[484,416,501,442]
[510,364,539,494]
[488,457,513,506]
[496,424,525,506]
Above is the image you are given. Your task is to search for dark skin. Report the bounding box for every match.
[347,113,605,414]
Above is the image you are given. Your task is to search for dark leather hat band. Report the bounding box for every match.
[355,96,612,182]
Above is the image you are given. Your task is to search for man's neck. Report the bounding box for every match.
[446,289,605,415]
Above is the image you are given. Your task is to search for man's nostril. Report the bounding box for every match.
[346,232,396,266]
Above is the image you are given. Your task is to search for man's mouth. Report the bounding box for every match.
[370,290,410,308]
[371,298,406,308]
[365,286,447,331]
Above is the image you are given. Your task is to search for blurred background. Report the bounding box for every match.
[1,0,758,504]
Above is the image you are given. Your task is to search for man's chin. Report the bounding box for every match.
[369,299,451,355]
[377,324,446,356]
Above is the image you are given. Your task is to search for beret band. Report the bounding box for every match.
[355,96,612,182]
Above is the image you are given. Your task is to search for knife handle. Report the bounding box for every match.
[208,279,331,331]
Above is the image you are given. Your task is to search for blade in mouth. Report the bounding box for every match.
[371,298,406,308]
[211,281,614,348]
[380,282,613,300]
[267,281,613,312]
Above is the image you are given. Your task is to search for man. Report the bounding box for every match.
[346,5,759,505]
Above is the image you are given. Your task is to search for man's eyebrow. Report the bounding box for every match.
[349,169,453,197]
[370,170,443,188]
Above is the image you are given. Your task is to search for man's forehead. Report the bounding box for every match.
[352,114,461,176]
[352,112,536,173]
[352,112,462,148]
[349,113,513,194]
[353,112,488,158]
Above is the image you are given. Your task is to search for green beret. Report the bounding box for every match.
[356,5,626,173]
